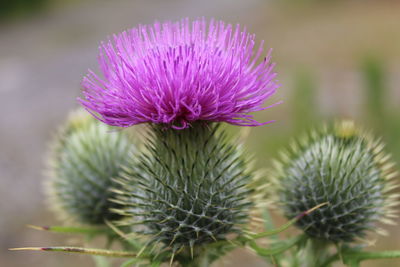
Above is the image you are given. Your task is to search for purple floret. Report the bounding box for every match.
[80,18,279,129]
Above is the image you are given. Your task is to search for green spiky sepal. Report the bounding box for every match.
[273,121,398,243]
[47,110,135,225]
[112,122,254,262]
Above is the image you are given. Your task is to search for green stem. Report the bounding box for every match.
[251,202,328,239]
[199,253,209,267]
[347,261,360,267]
[319,253,340,267]
[178,249,210,267]
[249,234,306,257]
[250,217,299,239]
[307,239,331,267]
[345,250,400,262]
[319,248,400,266]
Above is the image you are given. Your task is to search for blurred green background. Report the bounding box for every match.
[0,0,399,266]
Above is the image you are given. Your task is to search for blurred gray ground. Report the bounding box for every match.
[0,0,399,266]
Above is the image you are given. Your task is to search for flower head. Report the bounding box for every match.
[80,18,279,129]
[46,109,135,225]
[271,121,399,243]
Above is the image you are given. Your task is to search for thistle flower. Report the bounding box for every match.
[46,110,135,225]
[80,18,279,129]
[271,121,399,243]
[112,123,253,258]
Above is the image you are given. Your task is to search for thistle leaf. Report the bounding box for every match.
[9,247,137,257]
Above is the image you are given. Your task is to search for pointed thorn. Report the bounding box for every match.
[169,252,175,267]
[136,243,148,257]
[169,234,178,247]
[9,247,44,251]
[189,241,195,259]
[296,202,329,219]
[26,225,50,231]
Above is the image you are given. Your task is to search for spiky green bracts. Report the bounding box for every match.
[46,110,135,225]
[271,121,398,243]
[113,123,254,259]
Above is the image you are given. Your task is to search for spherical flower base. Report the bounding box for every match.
[272,121,398,243]
[112,122,253,253]
[80,18,279,129]
[46,110,135,225]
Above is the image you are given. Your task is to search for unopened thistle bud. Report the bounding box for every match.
[272,121,399,243]
[113,123,253,256]
[46,110,135,225]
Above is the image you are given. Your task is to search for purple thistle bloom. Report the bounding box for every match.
[80,18,279,129]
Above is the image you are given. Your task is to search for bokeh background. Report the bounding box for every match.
[1,0,399,266]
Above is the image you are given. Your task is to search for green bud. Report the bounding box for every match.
[46,110,135,225]
[113,123,253,254]
[272,121,399,243]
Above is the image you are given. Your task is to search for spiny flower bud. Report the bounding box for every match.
[46,110,135,225]
[272,121,398,243]
[113,123,253,255]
